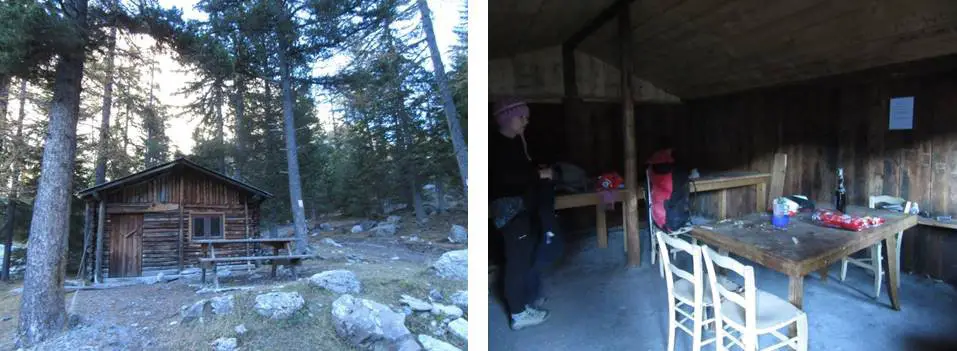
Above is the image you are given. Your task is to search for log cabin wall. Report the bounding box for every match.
[98,167,262,277]
[517,58,957,282]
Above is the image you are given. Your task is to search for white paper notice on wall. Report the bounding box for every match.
[889,96,915,130]
[298,200,303,208]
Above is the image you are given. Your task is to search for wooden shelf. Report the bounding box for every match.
[917,217,957,230]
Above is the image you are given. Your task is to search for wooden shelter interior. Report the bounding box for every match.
[489,0,957,287]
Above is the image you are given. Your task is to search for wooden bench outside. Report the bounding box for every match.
[194,237,311,288]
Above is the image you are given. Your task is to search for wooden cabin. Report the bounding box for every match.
[489,0,957,285]
[75,158,273,280]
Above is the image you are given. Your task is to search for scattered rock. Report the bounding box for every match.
[0,316,10,322]
[249,273,263,280]
[212,337,238,351]
[408,236,422,242]
[351,225,363,233]
[387,215,402,224]
[448,225,467,243]
[234,324,247,335]
[418,335,462,351]
[429,288,443,302]
[430,304,463,319]
[392,256,400,260]
[309,270,362,294]
[432,250,467,280]
[181,268,201,275]
[374,223,398,237]
[319,223,335,231]
[321,238,344,247]
[331,294,421,351]
[180,299,208,323]
[359,220,378,231]
[447,318,467,342]
[450,291,467,310]
[169,321,178,326]
[400,295,433,311]
[216,269,232,278]
[211,295,235,315]
[254,292,305,320]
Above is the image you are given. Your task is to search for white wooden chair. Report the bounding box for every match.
[647,167,694,277]
[701,246,808,351]
[655,232,715,351]
[840,196,911,297]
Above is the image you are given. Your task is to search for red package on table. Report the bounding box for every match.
[811,209,885,231]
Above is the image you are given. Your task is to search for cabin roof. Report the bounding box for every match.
[490,0,957,98]
[75,157,274,200]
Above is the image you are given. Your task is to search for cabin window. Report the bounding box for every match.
[191,213,224,239]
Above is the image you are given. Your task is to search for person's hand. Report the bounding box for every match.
[538,168,553,179]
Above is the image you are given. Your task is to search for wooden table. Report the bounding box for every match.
[552,172,771,251]
[917,217,957,230]
[691,206,917,317]
[194,238,310,287]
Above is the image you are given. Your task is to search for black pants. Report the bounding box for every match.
[501,211,541,315]
[527,180,557,235]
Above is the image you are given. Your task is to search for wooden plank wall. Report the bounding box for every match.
[99,167,264,277]
[518,64,957,282]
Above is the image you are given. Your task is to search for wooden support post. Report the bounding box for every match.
[622,200,629,253]
[178,175,184,271]
[619,7,641,267]
[95,199,106,283]
[718,189,728,220]
[755,182,767,213]
[596,205,608,248]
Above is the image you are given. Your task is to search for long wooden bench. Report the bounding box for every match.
[194,237,311,288]
[199,254,313,285]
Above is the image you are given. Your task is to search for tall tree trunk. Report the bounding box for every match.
[83,24,116,282]
[1,79,26,282]
[18,0,88,345]
[277,38,309,253]
[233,78,246,180]
[417,0,467,197]
[0,75,10,154]
[215,81,226,173]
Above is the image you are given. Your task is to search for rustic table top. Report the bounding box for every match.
[691,206,917,276]
[193,238,295,245]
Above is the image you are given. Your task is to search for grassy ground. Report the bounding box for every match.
[0,281,21,348]
[159,260,466,350]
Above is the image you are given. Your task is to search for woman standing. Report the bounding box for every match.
[490,98,553,330]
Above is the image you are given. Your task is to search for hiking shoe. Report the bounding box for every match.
[510,306,549,330]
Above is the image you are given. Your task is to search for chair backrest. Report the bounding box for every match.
[869,195,913,214]
[700,245,757,329]
[655,232,704,304]
[646,167,657,231]
[868,195,904,209]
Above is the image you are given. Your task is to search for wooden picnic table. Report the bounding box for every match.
[194,237,311,287]
[691,206,917,315]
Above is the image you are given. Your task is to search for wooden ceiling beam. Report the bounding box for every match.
[564,0,637,49]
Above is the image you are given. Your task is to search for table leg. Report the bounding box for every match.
[788,274,804,337]
[622,201,628,253]
[886,234,901,311]
[596,205,608,248]
[819,267,828,282]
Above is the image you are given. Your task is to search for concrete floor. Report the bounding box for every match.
[489,227,957,351]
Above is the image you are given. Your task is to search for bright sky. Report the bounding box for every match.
[153,0,463,154]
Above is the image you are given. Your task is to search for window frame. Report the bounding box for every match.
[189,212,226,240]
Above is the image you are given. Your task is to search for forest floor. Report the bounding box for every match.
[0,211,468,350]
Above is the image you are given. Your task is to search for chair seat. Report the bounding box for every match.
[720,290,803,331]
[674,277,742,305]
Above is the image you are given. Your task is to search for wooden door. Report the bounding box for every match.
[109,214,143,277]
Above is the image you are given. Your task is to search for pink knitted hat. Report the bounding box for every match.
[493,97,529,127]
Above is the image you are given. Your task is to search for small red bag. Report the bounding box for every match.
[811,209,885,231]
